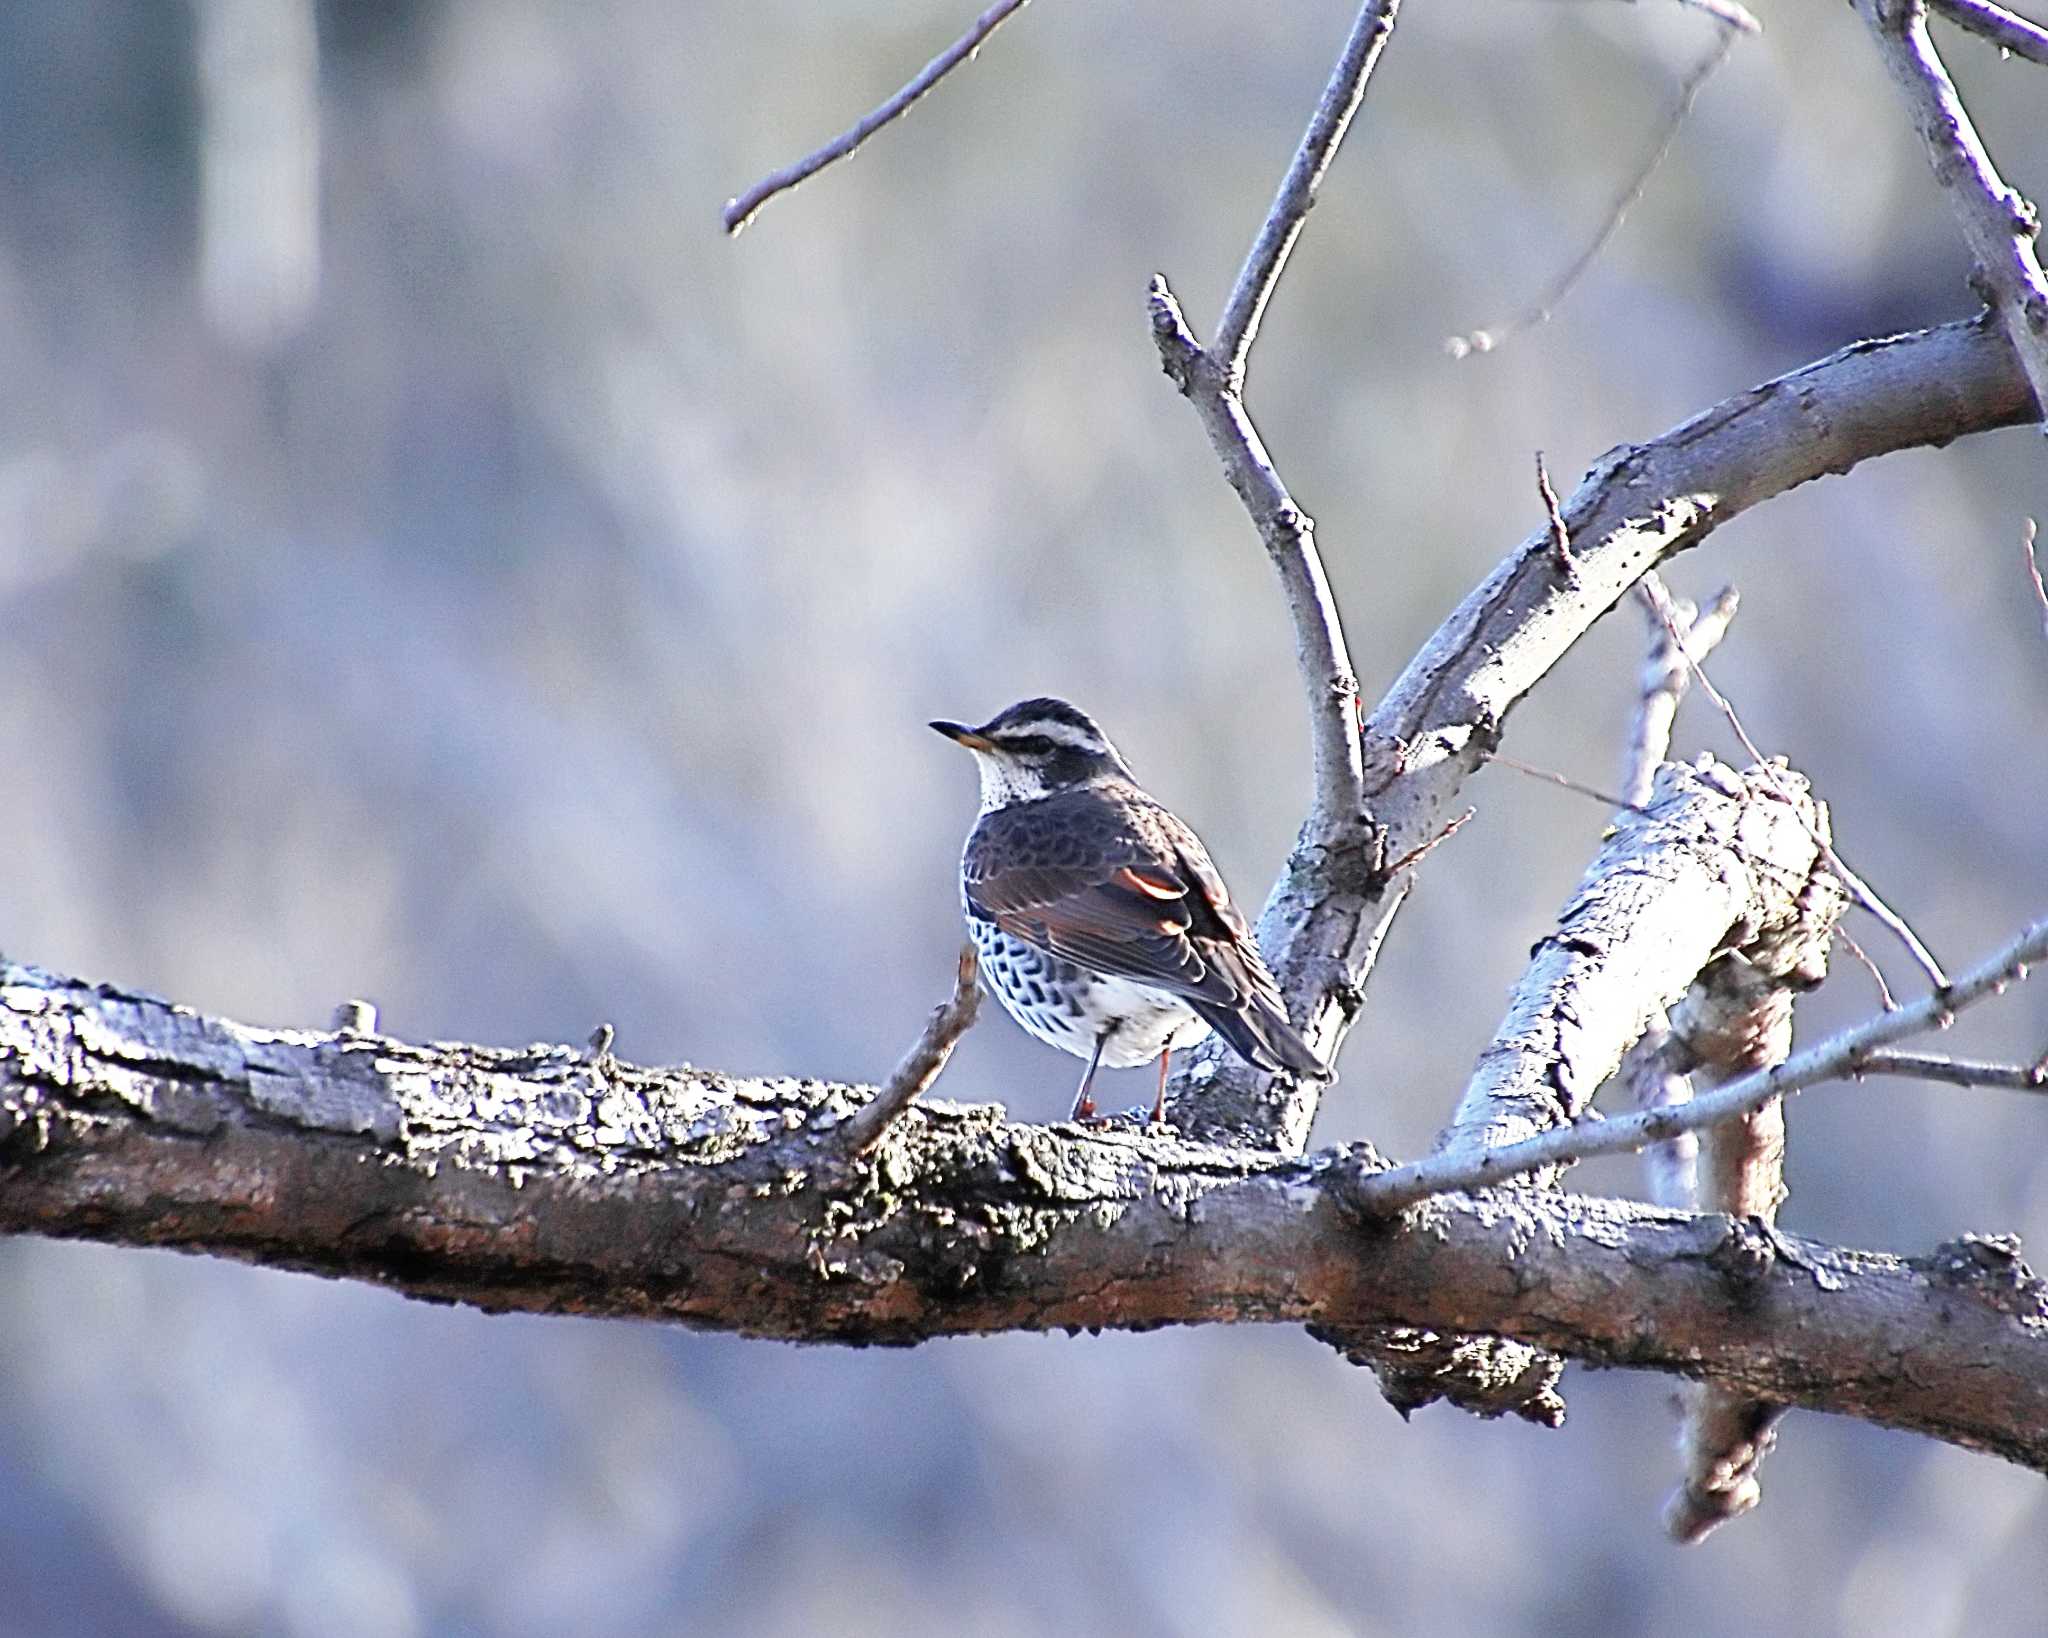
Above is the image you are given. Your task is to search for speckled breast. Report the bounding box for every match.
[969,917,1211,1068]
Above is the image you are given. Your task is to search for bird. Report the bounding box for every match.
[930,697,1328,1124]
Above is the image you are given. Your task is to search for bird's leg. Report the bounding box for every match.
[1151,1049,1171,1125]
[1071,1031,1110,1122]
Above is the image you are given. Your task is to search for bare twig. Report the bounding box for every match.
[1617,1020,1700,1207]
[1836,925,1901,1011]
[1535,452,1577,578]
[721,0,1031,235]
[1213,0,1402,381]
[1352,917,2048,1213]
[2024,518,2047,637]
[1930,0,2048,66]
[1489,751,1632,813]
[838,945,982,1155]
[1857,0,2048,427]
[1852,1048,2048,1090]
[1148,278,1368,838]
[1386,806,1474,875]
[1639,576,1950,990]
[1447,23,1741,358]
[1623,574,1738,808]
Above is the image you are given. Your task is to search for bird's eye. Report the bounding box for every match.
[1002,733,1059,757]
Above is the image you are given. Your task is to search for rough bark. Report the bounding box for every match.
[4,963,2045,1470]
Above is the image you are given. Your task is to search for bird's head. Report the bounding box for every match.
[930,697,1134,809]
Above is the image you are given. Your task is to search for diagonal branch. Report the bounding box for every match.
[836,945,982,1156]
[1857,0,2048,428]
[1432,758,1838,1161]
[1357,316,2038,926]
[1168,317,2036,1147]
[1930,0,2048,66]
[721,0,1032,235]
[1146,7,1404,1152]
[1638,575,1950,989]
[5,962,2047,1470]
[1213,0,1402,381]
[1352,917,2048,1213]
[1851,1049,2048,1091]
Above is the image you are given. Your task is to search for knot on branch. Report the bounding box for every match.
[1146,274,1203,394]
[1308,1322,1569,1428]
[1920,1233,2048,1323]
[1703,1213,1779,1302]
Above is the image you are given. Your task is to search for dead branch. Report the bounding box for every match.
[837,945,983,1156]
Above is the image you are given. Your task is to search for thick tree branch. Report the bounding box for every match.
[1433,758,1835,1162]
[4,962,2046,1470]
[1858,0,2048,425]
[1656,839,1838,1543]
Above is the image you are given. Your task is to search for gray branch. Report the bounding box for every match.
[5,963,2047,1471]
[1354,917,2048,1214]
[1656,831,1842,1543]
[1858,0,2048,427]
[1929,0,2048,68]
[1431,758,1834,1165]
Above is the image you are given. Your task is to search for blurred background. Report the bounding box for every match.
[1,1,2045,1633]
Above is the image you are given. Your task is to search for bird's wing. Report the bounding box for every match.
[962,793,1250,1009]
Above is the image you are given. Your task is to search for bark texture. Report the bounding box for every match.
[4,962,2046,1469]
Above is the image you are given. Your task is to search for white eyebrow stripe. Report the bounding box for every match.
[1001,719,1102,751]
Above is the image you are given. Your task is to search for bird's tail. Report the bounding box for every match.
[1198,994,1333,1082]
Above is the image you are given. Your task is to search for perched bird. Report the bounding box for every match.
[931,697,1327,1123]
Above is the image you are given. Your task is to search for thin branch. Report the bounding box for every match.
[1352,917,2048,1213]
[1385,805,1474,875]
[1853,1048,2048,1090]
[1147,278,1368,849]
[1623,574,1738,809]
[1490,750,1634,812]
[1447,23,1740,359]
[721,0,1032,235]
[1364,318,2036,930]
[2024,517,2048,637]
[1836,925,1902,1011]
[1535,451,1578,578]
[1639,576,1950,990]
[1212,0,1402,381]
[1857,0,2048,428]
[837,945,982,1155]
[1614,572,1739,1264]
[1930,0,2048,66]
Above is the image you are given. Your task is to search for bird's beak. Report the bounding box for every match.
[930,720,995,753]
